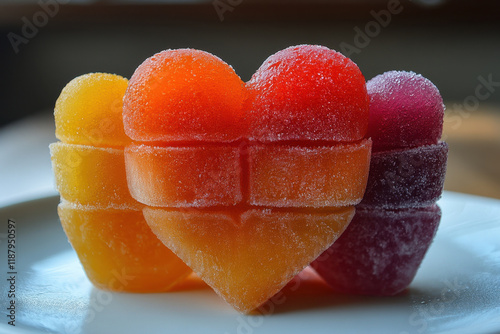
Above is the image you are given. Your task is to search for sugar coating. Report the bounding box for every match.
[58,201,192,292]
[52,71,194,294]
[125,144,242,207]
[143,206,354,313]
[117,46,374,312]
[366,71,444,152]
[123,49,246,143]
[55,73,130,147]
[247,45,369,142]
[312,205,441,296]
[50,142,140,210]
[359,142,448,209]
[123,46,372,209]
[125,140,371,209]
[249,139,372,208]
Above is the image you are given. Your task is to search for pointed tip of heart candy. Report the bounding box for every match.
[143,206,355,314]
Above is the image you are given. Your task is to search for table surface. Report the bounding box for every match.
[0,104,499,206]
[442,104,500,200]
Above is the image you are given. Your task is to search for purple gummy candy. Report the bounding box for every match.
[312,205,441,296]
[366,71,445,152]
[359,142,448,209]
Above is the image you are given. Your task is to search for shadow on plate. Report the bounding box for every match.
[255,267,412,316]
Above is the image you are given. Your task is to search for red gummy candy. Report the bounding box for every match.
[247,45,369,142]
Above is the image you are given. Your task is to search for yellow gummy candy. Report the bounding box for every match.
[59,201,192,292]
[55,73,130,147]
[50,142,138,209]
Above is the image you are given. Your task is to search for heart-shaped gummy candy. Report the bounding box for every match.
[122,45,372,313]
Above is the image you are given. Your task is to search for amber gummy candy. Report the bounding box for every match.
[51,73,191,292]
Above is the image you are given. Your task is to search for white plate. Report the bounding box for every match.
[1,191,499,334]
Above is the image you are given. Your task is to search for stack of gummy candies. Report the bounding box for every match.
[50,45,447,314]
[312,71,448,296]
[50,74,192,292]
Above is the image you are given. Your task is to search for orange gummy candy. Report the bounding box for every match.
[125,144,242,207]
[123,47,371,312]
[123,49,247,143]
[144,206,354,313]
[248,140,371,208]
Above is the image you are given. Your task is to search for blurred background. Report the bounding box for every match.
[0,0,499,203]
